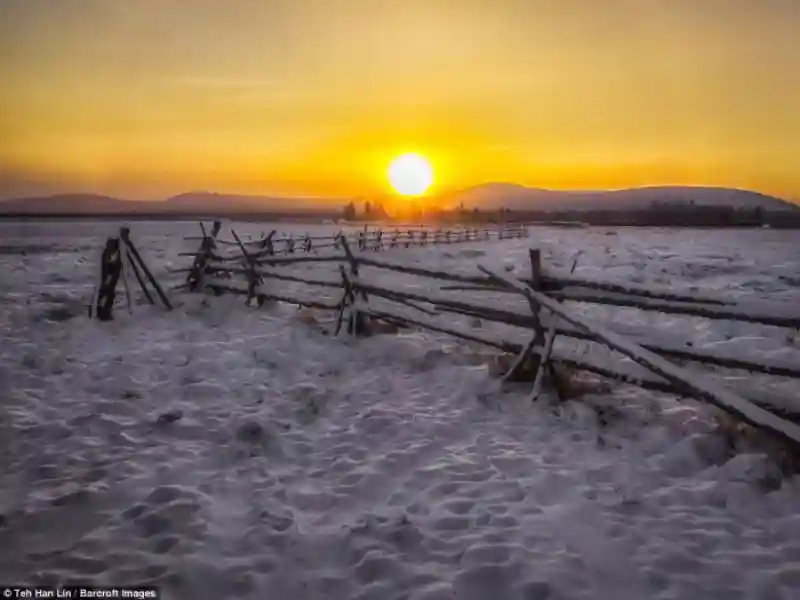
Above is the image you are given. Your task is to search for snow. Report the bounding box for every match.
[1,220,800,599]
[477,261,800,445]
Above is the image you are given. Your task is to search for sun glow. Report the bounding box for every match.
[388,153,434,197]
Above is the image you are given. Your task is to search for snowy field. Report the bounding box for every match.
[1,220,799,600]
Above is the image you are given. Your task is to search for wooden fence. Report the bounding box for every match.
[89,227,172,319]
[88,222,800,451]
[182,221,528,259]
[170,220,800,449]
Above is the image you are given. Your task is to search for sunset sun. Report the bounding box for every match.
[388,153,434,197]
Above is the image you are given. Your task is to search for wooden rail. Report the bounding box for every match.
[170,222,800,447]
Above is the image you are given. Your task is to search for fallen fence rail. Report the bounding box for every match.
[477,263,800,447]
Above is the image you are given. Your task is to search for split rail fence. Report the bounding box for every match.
[98,222,800,451]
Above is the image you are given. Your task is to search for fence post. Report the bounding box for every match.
[186,221,219,292]
[528,249,566,400]
[528,249,545,349]
[260,230,276,256]
[501,249,543,381]
[93,237,123,321]
[339,236,370,336]
[231,228,261,306]
[120,228,173,311]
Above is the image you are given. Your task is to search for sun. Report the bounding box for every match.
[388,153,433,197]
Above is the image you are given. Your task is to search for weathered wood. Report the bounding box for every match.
[501,252,543,383]
[186,221,220,291]
[362,307,525,352]
[125,249,154,305]
[120,251,133,314]
[350,279,534,329]
[391,289,800,378]
[499,251,542,384]
[442,275,734,307]
[478,264,800,448]
[373,291,439,316]
[528,249,544,341]
[230,228,260,305]
[339,236,369,335]
[203,278,338,311]
[360,305,799,422]
[94,237,123,321]
[551,288,800,328]
[502,333,538,384]
[354,255,491,286]
[254,255,347,266]
[525,249,567,400]
[543,273,733,305]
[546,321,800,378]
[437,278,794,327]
[528,325,557,402]
[183,225,511,254]
[120,228,173,311]
[335,265,355,335]
[205,264,342,289]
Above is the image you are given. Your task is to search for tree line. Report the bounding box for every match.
[340,199,800,228]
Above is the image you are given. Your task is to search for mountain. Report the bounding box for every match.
[436,184,797,212]
[0,193,142,214]
[1,185,796,215]
[0,191,340,215]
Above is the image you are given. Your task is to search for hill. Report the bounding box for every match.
[0,193,143,214]
[435,184,797,212]
[0,191,338,215]
[1,185,796,216]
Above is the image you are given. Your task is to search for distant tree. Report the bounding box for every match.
[342,201,356,221]
[372,201,388,219]
[364,200,372,217]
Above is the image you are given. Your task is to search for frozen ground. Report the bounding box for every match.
[1,220,799,599]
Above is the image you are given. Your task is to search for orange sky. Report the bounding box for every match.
[1,0,799,202]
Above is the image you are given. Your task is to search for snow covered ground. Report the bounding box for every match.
[1,220,799,600]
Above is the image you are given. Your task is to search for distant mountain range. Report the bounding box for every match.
[435,183,797,212]
[0,185,796,215]
[0,191,344,215]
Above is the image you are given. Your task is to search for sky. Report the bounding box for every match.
[1,0,798,202]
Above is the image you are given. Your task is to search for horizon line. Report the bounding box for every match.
[1,182,794,204]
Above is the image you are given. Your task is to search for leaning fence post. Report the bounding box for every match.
[502,249,544,381]
[528,325,557,402]
[186,221,219,292]
[528,249,566,400]
[260,230,276,256]
[125,244,154,305]
[120,227,173,311]
[231,228,260,306]
[528,249,543,341]
[120,247,133,315]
